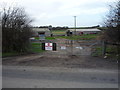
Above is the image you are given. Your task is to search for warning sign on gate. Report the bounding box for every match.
[45,43,53,50]
[61,46,66,50]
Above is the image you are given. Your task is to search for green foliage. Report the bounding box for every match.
[35,37,39,40]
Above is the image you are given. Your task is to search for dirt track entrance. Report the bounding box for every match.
[3,38,118,69]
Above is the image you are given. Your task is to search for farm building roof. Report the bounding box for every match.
[32,28,50,32]
[68,28,101,32]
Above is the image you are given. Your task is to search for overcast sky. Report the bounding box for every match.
[0,0,117,27]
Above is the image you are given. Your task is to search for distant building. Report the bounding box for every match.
[32,28,51,36]
[66,28,101,35]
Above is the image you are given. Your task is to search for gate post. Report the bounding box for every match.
[71,40,73,55]
[102,41,106,56]
[53,43,57,51]
[42,43,45,50]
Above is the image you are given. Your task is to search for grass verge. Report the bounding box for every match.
[2,52,21,57]
[91,46,119,60]
[2,42,44,57]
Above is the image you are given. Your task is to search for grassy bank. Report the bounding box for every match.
[2,42,44,57]
[92,45,119,60]
[2,52,21,57]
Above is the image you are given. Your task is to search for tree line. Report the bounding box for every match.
[33,26,69,30]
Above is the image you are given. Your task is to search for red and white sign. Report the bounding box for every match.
[45,43,53,50]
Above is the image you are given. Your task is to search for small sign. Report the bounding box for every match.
[61,46,66,50]
[45,43,53,50]
[76,47,83,49]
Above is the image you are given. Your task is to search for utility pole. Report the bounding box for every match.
[74,16,76,35]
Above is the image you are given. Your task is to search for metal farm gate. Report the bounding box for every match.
[41,39,102,56]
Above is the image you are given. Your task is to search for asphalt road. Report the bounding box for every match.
[2,66,118,88]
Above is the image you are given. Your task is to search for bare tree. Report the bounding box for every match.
[102,1,120,43]
[1,6,33,53]
[101,1,120,57]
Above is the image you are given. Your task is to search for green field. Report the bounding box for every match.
[54,34,98,40]
[35,36,56,40]
[30,42,44,53]
[35,34,98,40]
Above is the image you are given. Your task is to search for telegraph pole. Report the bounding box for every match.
[74,16,76,35]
